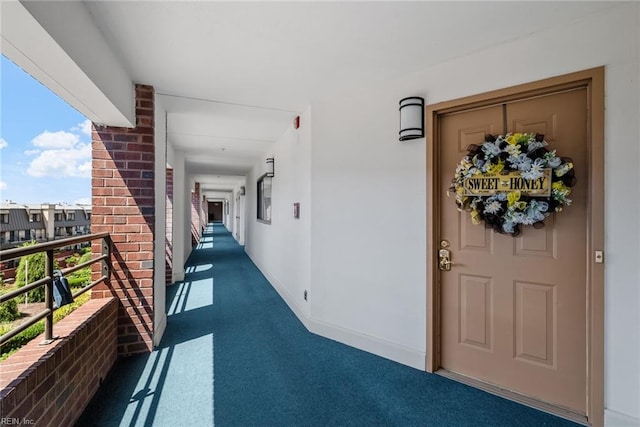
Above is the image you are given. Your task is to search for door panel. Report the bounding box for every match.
[459,274,493,351]
[439,89,588,414]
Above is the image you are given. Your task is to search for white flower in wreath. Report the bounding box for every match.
[521,158,546,180]
[484,199,502,215]
[470,197,482,210]
[504,144,521,157]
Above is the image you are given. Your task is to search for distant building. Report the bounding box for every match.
[0,202,91,250]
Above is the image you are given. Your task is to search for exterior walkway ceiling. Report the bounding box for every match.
[3,1,617,188]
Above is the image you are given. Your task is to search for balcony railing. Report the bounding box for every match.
[0,232,111,345]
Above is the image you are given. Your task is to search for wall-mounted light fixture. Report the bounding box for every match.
[266,157,275,177]
[399,96,424,141]
[239,186,246,196]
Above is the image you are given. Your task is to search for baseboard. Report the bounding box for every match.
[248,251,426,372]
[606,409,640,426]
[307,318,426,370]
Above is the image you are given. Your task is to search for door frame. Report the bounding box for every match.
[425,67,604,425]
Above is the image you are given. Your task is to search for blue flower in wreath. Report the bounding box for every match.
[481,140,502,158]
[503,221,516,234]
[509,153,533,171]
[473,156,486,170]
[544,151,562,168]
[502,209,525,233]
[526,139,547,153]
[524,200,549,224]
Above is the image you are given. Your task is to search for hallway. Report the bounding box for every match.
[79,224,578,426]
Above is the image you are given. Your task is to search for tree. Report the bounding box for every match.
[15,241,58,303]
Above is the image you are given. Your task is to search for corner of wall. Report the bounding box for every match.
[253,254,426,371]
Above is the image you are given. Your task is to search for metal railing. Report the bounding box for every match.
[0,233,111,346]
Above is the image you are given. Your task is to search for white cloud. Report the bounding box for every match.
[0,181,6,190]
[72,119,92,137]
[0,138,7,149]
[32,130,79,149]
[27,143,91,178]
[27,126,92,178]
[80,119,92,136]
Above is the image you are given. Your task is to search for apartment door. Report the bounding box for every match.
[437,88,589,415]
[235,195,241,240]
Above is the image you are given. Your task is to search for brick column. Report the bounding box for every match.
[91,84,155,355]
[201,195,207,227]
[191,182,201,245]
[165,168,173,285]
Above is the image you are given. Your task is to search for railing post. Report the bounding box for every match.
[42,248,55,344]
[102,235,111,282]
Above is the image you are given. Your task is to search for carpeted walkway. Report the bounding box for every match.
[77,223,579,427]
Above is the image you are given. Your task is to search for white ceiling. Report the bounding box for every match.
[78,1,617,196]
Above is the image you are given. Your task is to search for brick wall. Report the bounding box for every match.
[0,298,118,427]
[165,168,173,285]
[191,183,201,246]
[91,84,155,355]
[201,195,207,227]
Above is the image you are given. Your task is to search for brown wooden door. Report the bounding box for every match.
[439,88,588,414]
[209,202,223,222]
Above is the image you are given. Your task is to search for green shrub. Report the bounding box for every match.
[67,252,92,289]
[0,292,90,361]
[0,299,20,322]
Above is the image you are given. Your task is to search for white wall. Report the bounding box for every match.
[153,98,167,346]
[306,3,639,424]
[167,149,186,282]
[234,190,246,246]
[310,75,427,368]
[245,107,312,319]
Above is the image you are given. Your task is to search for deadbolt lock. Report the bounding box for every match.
[439,240,454,271]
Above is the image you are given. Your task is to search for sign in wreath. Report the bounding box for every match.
[450,132,576,235]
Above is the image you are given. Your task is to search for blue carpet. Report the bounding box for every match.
[77,223,579,427]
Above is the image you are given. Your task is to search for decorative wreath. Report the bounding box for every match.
[450,133,576,235]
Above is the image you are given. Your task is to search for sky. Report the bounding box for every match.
[0,54,91,206]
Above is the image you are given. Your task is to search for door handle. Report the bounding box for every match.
[439,240,455,271]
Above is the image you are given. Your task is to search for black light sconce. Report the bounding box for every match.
[266,157,275,177]
[399,96,425,141]
[239,186,246,196]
